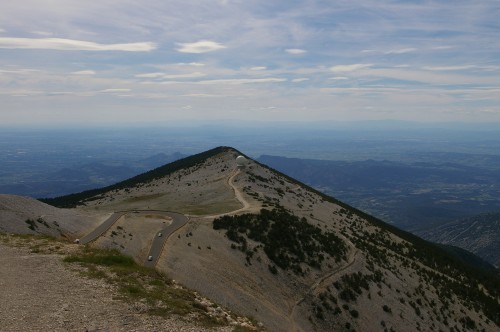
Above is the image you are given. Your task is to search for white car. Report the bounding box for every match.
[148,255,153,261]
[158,232,163,237]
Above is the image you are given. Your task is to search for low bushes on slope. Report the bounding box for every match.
[213,207,347,275]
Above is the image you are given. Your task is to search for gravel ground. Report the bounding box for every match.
[0,243,233,332]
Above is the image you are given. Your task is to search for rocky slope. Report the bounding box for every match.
[3,147,500,332]
[0,234,249,332]
[0,194,104,239]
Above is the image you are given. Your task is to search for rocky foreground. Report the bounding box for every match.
[0,234,254,332]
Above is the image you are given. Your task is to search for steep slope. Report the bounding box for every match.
[416,212,500,268]
[0,194,105,238]
[25,147,500,331]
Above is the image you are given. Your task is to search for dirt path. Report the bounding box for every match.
[200,168,256,219]
[228,169,251,212]
[287,247,359,332]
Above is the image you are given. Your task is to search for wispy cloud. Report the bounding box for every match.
[330,64,373,73]
[286,48,307,54]
[177,62,205,67]
[0,37,156,51]
[31,31,54,37]
[432,45,455,50]
[329,76,348,80]
[176,40,226,53]
[250,66,267,71]
[71,70,96,75]
[99,88,131,93]
[135,72,205,79]
[0,68,40,74]
[422,65,477,71]
[385,48,417,54]
[292,78,309,83]
[197,78,286,85]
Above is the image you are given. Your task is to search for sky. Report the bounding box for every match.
[1,0,499,126]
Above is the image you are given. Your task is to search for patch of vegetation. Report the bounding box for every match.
[213,207,347,275]
[63,248,193,315]
[333,271,383,302]
[63,246,239,327]
[64,249,135,267]
[25,218,37,231]
[0,232,62,253]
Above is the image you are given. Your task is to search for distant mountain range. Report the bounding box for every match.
[2,147,498,331]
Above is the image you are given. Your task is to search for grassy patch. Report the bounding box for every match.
[1,232,261,330]
[64,248,135,267]
[62,246,257,329]
[0,232,63,253]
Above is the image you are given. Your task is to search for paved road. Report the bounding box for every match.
[143,211,188,267]
[80,212,123,245]
[79,210,188,267]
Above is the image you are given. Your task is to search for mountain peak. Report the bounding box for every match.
[41,146,242,209]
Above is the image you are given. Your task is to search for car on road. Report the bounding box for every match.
[148,255,153,261]
[158,232,162,237]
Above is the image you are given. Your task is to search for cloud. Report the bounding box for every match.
[432,45,455,50]
[135,72,164,78]
[285,48,307,54]
[0,37,156,51]
[292,78,309,83]
[181,93,222,98]
[330,64,373,73]
[99,88,131,93]
[197,78,286,85]
[71,70,96,75]
[250,66,267,71]
[0,68,40,74]
[329,76,348,80]
[385,48,417,54]
[422,65,477,71]
[176,40,226,53]
[177,62,205,67]
[135,72,206,79]
[31,31,54,36]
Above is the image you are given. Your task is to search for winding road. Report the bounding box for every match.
[79,168,250,267]
[79,210,189,267]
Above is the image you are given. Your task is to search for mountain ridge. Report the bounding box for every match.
[40,146,240,208]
